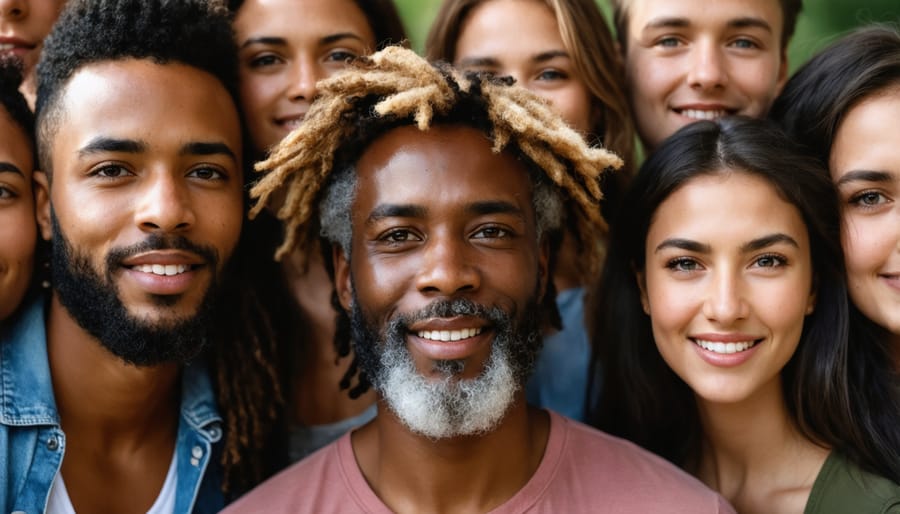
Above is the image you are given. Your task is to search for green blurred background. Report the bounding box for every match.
[393,0,900,72]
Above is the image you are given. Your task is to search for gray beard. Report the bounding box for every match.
[350,296,542,439]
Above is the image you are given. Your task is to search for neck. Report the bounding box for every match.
[694,377,828,513]
[45,293,181,445]
[353,393,549,513]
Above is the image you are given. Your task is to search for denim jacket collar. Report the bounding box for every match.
[0,298,222,436]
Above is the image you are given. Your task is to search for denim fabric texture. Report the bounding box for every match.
[0,297,225,514]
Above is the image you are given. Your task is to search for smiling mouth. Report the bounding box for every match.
[417,327,483,342]
[674,108,734,121]
[692,338,761,354]
[130,264,194,276]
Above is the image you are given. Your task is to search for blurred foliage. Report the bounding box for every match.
[394,0,900,71]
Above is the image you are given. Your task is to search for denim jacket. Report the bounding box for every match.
[0,298,226,514]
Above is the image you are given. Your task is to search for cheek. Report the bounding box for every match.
[841,215,889,282]
[644,271,697,342]
[549,85,595,134]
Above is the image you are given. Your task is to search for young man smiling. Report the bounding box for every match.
[225,47,733,513]
[0,1,244,512]
[612,0,801,151]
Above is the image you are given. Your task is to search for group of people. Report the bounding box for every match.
[0,0,897,512]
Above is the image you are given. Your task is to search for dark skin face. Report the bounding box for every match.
[335,124,549,383]
[33,59,243,514]
[333,124,553,512]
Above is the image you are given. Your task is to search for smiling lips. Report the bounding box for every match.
[693,338,759,354]
[417,327,483,342]
[0,38,35,58]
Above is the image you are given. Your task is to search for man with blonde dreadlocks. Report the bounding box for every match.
[225,46,731,513]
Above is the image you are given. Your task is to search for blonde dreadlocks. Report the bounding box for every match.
[250,45,623,278]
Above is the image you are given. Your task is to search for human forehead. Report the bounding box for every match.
[648,171,807,248]
[625,0,784,35]
[234,0,375,47]
[352,125,535,216]
[456,0,564,58]
[50,59,241,167]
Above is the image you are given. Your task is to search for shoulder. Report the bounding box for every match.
[805,452,900,514]
[541,414,734,513]
[222,434,364,514]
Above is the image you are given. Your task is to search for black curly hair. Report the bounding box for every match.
[32,0,285,497]
[34,0,240,175]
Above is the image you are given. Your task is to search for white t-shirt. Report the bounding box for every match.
[46,451,177,514]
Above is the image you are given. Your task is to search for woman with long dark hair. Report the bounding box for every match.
[592,116,900,513]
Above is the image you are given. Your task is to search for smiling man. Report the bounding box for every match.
[0,1,244,512]
[224,46,732,513]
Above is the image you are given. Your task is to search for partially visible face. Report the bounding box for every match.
[622,0,787,150]
[830,90,900,340]
[234,0,376,152]
[640,172,814,405]
[40,59,243,364]
[0,110,35,322]
[334,125,549,437]
[454,0,594,135]
[0,0,67,105]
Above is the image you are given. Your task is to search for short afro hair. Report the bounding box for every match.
[0,58,34,144]
[34,0,239,174]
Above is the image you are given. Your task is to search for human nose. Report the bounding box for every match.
[415,236,481,296]
[687,40,728,90]
[702,269,748,324]
[285,56,321,102]
[134,171,195,234]
[0,0,27,20]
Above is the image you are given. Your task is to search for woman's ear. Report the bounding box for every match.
[33,171,52,241]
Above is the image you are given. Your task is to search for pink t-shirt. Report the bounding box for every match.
[225,411,734,513]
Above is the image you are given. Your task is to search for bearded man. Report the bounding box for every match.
[0,1,245,512]
[226,47,733,513]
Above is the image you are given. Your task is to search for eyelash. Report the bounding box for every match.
[752,253,787,268]
[848,190,889,208]
[0,185,18,199]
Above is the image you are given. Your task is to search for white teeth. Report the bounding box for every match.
[694,339,757,354]
[417,327,483,342]
[282,118,303,131]
[0,44,14,51]
[135,264,189,276]
[680,109,727,121]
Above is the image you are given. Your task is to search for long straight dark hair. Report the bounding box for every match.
[592,116,899,484]
[769,24,900,483]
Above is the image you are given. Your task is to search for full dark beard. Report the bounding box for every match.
[50,212,224,367]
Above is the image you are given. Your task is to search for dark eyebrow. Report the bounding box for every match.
[367,204,427,224]
[0,161,24,176]
[728,17,773,33]
[180,142,237,163]
[457,56,500,68]
[321,32,366,46]
[467,200,526,219]
[835,170,894,188]
[741,233,798,253]
[78,137,145,157]
[655,238,711,254]
[241,36,286,49]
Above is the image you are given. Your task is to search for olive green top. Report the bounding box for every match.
[805,451,900,513]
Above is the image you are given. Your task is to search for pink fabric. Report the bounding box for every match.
[225,411,734,513]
